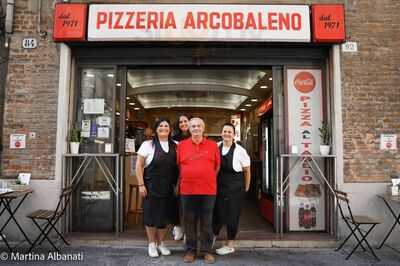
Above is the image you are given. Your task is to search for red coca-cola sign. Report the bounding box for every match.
[294,71,316,93]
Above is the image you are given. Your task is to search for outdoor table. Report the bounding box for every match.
[0,188,34,252]
[377,193,400,249]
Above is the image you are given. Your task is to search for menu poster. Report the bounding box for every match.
[380,134,397,150]
[97,127,110,139]
[97,116,111,126]
[18,173,31,185]
[81,120,91,138]
[105,143,112,153]
[286,68,325,231]
[125,138,135,153]
[231,114,241,141]
[10,134,26,149]
[83,98,104,114]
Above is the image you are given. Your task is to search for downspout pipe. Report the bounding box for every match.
[0,0,10,175]
[37,0,47,38]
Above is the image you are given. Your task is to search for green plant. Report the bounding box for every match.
[69,126,81,143]
[318,121,331,145]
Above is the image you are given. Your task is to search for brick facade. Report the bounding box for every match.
[1,0,58,179]
[341,0,400,182]
[0,0,399,182]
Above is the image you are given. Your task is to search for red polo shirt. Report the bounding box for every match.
[177,138,220,195]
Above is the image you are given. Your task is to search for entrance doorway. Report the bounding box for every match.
[122,67,277,239]
[70,43,332,240]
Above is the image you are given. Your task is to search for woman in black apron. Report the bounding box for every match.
[213,122,251,255]
[171,113,191,241]
[136,118,178,258]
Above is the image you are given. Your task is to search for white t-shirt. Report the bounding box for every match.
[218,142,251,172]
[137,140,176,167]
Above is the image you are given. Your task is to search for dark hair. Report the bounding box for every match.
[152,117,173,146]
[222,122,236,134]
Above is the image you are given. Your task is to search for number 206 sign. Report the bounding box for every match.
[22,38,38,49]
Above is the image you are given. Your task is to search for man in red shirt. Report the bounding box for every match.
[177,117,220,264]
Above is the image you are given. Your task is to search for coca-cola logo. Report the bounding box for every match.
[294,71,315,93]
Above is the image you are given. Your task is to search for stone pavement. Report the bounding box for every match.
[0,245,399,265]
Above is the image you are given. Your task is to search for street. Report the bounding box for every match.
[0,245,399,265]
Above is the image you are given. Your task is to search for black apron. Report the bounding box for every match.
[217,143,245,196]
[142,140,178,227]
[214,143,245,227]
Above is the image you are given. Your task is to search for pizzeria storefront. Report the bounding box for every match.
[54,3,345,241]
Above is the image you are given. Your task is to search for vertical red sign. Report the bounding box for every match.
[53,4,87,42]
[311,4,345,43]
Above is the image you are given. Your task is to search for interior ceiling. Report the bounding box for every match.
[127,69,272,110]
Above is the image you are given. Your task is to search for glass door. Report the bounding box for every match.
[71,67,119,232]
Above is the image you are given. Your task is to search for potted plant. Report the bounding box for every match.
[69,126,81,154]
[318,121,331,155]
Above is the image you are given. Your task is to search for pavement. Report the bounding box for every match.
[0,244,399,265]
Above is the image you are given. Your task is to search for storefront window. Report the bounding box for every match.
[76,68,115,153]
[71,67,117,232]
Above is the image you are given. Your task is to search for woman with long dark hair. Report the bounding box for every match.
[213,122,251,255]
[172,113,192,142]
[171,113,191,240]
[136,118,178,257]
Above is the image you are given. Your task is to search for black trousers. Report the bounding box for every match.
[181,195,216,253]
[213,193,244,240]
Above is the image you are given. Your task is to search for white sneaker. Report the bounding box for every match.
[157,242,171,256]
[148,242,159,258]
[173,226,184,240]
[216,245,235,255]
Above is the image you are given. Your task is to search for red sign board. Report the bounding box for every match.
[53,4,87,42]
[311,4,345,43]
[257,97,273,117]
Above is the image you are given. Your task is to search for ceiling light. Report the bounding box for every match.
[85,73,95,78]
[134,107,140,110]
[251,98,259,102]
[116,112,120,116]
[240,108,246,111]
[107,73,114,78]
[260,85,268,89]
[116,83,122,87]
[126,96,130,100]
[128,102,135,106]
[269,77,273,81]
[245,104,252,107]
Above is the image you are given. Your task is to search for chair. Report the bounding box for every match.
[27,186,73,252]
[127,184,143,225]
[334,189,381,260]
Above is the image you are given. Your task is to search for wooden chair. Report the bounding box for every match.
[334,189,382,260]
[27,186,73,252]
[127,184,143,225]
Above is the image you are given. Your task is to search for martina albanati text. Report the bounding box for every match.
[0,251,84,262]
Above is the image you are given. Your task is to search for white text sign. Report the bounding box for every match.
[88,4,310,42]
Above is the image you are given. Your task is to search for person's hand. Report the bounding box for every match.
[174,184,180,196]
[245,185,250,192]
[139,185,147,198]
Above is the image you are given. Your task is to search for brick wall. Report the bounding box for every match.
[341,0,400,182]
[1,0,59,179]
[1,0,399,182]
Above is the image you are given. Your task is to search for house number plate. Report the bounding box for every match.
[22,38,38,49]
